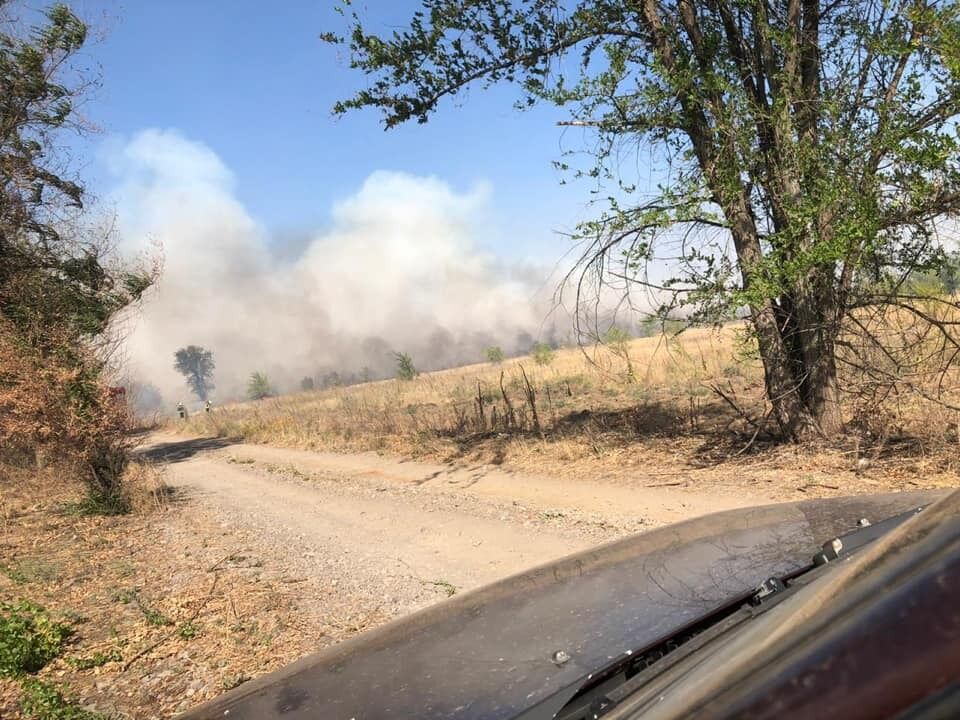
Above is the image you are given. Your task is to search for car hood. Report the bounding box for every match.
[178,490,946,720]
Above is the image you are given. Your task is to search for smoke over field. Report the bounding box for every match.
[111,130,555,406]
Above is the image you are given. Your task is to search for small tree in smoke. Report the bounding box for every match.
[394,352,418,381]
[926,251,960,296]
[174,346,215,401]
[247,371,272,400]
[322,371,343,389]
[484,346,504,364]
[300,376,315,392]
[128,381,164,419]
[531,342,555,367]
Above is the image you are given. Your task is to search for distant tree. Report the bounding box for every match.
[174,346,215,401]
[940,252,960,296]
[394,352,418,381]
[247,372,272,400]
[484,345,505,364]
[321,370,343,388]
[300,376,315,391]
[514,331,534,352]
[638,316,684,337]
[531,342,555,367]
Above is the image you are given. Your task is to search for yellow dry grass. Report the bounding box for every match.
[166,317,960,490]
[175,325,755,464]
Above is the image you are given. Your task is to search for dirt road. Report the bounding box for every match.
[1,437,936,718]
[142,433,777,623]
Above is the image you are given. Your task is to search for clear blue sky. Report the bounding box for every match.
[71,0,602,260]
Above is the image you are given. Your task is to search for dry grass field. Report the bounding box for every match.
[173,324,960,490]
[5,324,958,718]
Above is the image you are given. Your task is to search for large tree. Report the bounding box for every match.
[326,0,960,440]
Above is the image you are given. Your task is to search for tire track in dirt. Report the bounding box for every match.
[141,433,777,621]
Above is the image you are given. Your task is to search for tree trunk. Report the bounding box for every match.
[754,266,844,441]
[793,268,844,436]
[751,301,819,440]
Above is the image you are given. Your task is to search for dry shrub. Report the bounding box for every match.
[0,317,133,511]
[123,461,173,515]
[839,299,960,448]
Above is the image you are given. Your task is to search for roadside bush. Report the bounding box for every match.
[0,321,134,512]
[0,6,156,510]
[0,600,73,677]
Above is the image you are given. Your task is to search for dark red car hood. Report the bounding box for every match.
[177,490,945,720]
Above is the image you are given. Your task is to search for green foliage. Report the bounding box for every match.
[394,352,418,381]
[110,589,137,605]
[0,600,73,677]
[136,598,172,628]
[174,346,216,401]
[247,371,273,400]
[64,487,129,517]
[484,345,505,364]
[0,559,59,585]
[603,326,635,379]
[66,648,121,671]
[19,679,113,720]
[938,252,960,295]
[111,589,171,626]
[177,620,199,640]
[0,563,27,584]
[0,3,155,338]
[531,342,555,366]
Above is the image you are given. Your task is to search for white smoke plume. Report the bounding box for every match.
[109,130,558,407]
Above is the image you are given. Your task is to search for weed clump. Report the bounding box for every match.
[20,678,113,720]
[0,600,73,677]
